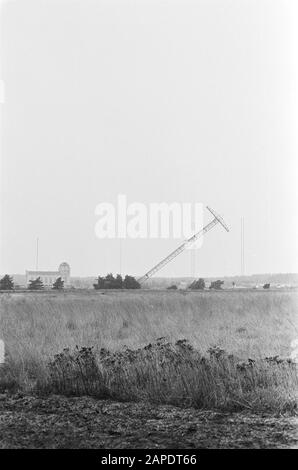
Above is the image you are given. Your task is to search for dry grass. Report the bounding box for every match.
[43,340,297,413]
[0,290,297,412]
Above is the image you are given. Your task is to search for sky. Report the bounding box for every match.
[1,0,298,278]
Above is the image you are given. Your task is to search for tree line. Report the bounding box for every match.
[0,274,65,291]
[93,274,140,289]
[0,273,141,290]
[168,278,225,290]
[0,274,271,291]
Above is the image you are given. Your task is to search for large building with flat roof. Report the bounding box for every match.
[26,262,70,287]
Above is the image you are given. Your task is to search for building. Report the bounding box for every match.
[26,262,71,287]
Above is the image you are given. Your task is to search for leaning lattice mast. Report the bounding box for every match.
[138,206,229,284]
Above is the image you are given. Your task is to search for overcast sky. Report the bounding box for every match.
[1,0,298,278]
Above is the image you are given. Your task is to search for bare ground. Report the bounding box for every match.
[0,393,297,449]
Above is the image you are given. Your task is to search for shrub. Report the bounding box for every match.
[52,277,64,290]
[209,280,224,290]
[42,340,298,413]
[28,277,44,290]
[0,275,14,291]
[123,275,140,289]
[189,278,205,290]
[93,274,140,289]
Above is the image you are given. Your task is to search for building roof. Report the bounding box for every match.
[26,271,59,275]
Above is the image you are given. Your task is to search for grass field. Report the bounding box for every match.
[0,289,297,413]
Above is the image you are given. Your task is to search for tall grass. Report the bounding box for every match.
[41,339,297,413]
[0,290,297,412]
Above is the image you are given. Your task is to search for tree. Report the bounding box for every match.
[189,278,205,290]
[114,274,123,289]
[209,280,224,290]
[123,275,141,289]
[93,276,105,289]
[28,277,44,290]
[0,274,14,290]
[94,274,140,289]
[104,273,116,289]
[52,277,64,290]
[167,284,177,290]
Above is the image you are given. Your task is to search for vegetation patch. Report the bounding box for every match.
[5,339,293,413]
[1,290,297,414]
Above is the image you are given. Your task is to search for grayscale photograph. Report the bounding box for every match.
[0,0,297,458]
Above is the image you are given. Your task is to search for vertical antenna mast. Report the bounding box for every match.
[240,219,242,275]
[36,237,39,271]
[243,217,245,275]
[119,239,122,275]
[190,190,196,279]
[241,218,245,276]
[190,250,195,279]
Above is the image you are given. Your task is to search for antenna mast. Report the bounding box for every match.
[241,217,245,275]
[138,206,229,284]
[36,237,39,271]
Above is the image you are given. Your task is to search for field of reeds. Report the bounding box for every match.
[0,289,297,413]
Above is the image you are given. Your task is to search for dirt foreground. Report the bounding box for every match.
[0,393,297,449]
